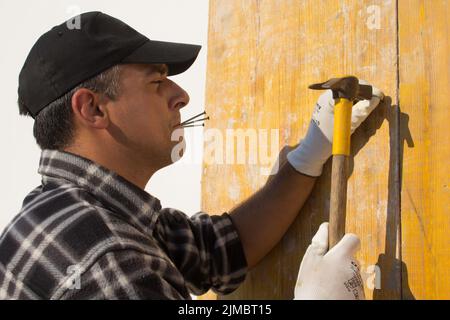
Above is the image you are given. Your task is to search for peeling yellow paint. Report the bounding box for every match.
[399,0,450,299]
[201,0,449,300]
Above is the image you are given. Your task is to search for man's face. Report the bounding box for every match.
[105,63,189,169]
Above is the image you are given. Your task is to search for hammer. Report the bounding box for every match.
[309,76,373,248]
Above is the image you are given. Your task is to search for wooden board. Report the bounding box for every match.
[398,0,450,300]
[201,0,448,299]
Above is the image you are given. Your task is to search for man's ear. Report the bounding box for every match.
[71,88,110,129]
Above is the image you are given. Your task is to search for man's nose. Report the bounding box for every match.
[169,80,190,110]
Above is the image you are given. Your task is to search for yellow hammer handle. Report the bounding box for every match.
[329,97,353,248]
[332,98,353,156]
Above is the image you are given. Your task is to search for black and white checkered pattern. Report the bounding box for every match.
[0,150,247,299]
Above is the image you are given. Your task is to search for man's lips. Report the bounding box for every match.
[172,118,182,129]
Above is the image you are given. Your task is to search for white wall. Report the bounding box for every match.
[0,0,208,231]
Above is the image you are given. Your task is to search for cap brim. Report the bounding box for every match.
[121,40,201,76]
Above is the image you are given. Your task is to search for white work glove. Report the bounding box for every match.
[294,222,365,300]
[287,80,384,176]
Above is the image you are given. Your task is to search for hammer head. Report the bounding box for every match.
[309,76,372,101]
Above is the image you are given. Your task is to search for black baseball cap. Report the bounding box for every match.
[18,11,202,118]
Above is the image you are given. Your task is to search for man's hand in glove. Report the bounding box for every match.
[294,223,365,300]
[287,80,384,177]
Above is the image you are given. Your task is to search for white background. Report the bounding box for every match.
[0,0,209,231]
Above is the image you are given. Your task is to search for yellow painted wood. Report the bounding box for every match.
[398,0,450,300]
[201,0,446,299]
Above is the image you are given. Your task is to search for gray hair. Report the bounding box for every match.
[18,65,123,150]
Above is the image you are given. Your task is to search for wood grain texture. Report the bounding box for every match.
[202,0,400,299]
[398,0,449,299]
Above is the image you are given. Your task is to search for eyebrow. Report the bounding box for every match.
[145,64,169,77]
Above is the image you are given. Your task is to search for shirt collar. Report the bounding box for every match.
[38,149,161,234]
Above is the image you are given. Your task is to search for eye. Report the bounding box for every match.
[152,80,163,85]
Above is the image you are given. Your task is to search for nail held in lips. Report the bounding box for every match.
[174,110,210,128]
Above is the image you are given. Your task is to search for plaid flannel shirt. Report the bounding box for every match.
[0,149,247,299]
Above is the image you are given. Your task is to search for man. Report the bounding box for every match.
[0,12,383,299]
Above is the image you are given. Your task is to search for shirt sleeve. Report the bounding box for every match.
[153,209,248,296]
[59,250,189,300]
